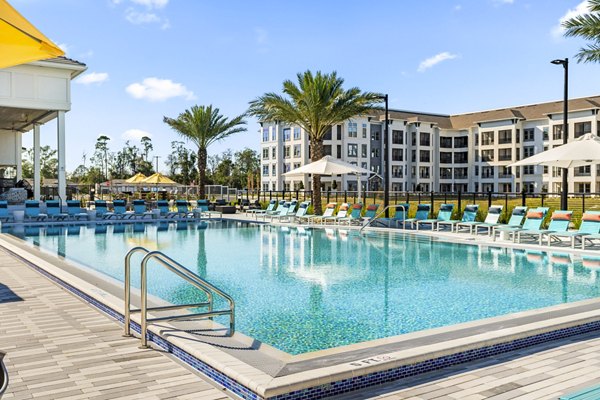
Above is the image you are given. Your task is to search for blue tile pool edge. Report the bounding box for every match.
[3,241,600,400]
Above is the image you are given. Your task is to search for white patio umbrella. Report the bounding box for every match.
[283,156,373,199]
[510,133,600,169]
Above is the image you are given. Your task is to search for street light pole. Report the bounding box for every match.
[376,94,390,217]
[551,58,569,210]
[154,155,161,173]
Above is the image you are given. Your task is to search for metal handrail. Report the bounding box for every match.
[124,247,235,347]
[359,204,406,234]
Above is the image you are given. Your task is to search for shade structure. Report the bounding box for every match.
[0,0,65,69]
[124,172,147,184]
[283,156,373,198]
[510,133,600,169]
[141,173,177,185]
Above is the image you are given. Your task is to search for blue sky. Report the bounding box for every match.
[13,0,600,171]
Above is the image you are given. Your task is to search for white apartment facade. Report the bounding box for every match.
[260,95,600,194]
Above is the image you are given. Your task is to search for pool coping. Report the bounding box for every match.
[3,226,600,399]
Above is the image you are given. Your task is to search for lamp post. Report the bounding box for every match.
[154,155,161,173]
[551,58,569,211]
[376,94,390,217]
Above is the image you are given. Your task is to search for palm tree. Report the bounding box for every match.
[163,105,246,199]
[563,0,600,63]
[248,70,381,214]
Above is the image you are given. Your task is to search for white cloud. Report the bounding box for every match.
[122,129,152,141]
[56,42,69,54]
[126,77,196,102]
[417,52,458,72]
[131,0,168,9]
[492,0,514,4]
[454,4,462,11]
[125,8,160,24]
[76,72,109,85]
[552,1,590,38]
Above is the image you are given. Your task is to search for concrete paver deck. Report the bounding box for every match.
[0,249,235,400]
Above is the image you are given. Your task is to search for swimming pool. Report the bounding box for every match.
[4,221,600,355]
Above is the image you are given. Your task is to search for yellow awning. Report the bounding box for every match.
[0,0,65,69]
[142,173,177,185]
[125,172,147,184]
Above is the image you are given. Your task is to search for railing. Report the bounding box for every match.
[360,204,406,234]
[124,247,235,348]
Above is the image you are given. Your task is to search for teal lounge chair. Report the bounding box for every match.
[127,200,153,219]
[269,202,291,221]
[515,209,570,245]
[286,199,299,215]
[193,199,222,219]
[298,202,336,224]
[109,199,128,219]
[547,211,600,248]
[320,203,350,224]
[358,204,380,225]
[66,200,89,220]
[416,204,454,231]
[45,200,68,221]
[156,200,177,218]
[248,199,276,216]
[285,201,310,223]
[24,200,47,221]
[93,200,114,219]
[437,204,479,232]
[373,203,410,228]
[260,200,286,220]
[456,205,503,234]
[405,204,431,229]
[176,200,193,219]
[338,203,363,225]
[580,212,600,250]
[0,200,12,223]
[485,206,527,236]
[493,208,546,242]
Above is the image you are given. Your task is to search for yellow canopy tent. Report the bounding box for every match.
[142,173,177,185]
[0,0,65,69]
[125,172,147,184]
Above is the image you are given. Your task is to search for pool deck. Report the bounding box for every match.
[0,249,235,400]
[2,215,600,399]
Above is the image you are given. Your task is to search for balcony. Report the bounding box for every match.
[498,138,512,145]
[498,155,512,162]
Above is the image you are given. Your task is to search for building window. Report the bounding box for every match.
[337,125,342,140]
[262,128,269,142]
[411,150,416,163]
[283,128,291,141]
[262,183,269,191]
[440,137,452,148]
[323,145,332,156]
[482,166,494,178]
[348,122,358,138]
[516,129,520,143]
[454,136,468,148]
[371,148,380,158]
[474,133,479,146]
[271,147,276,158]
[578,183,591,193]
[499,166,512,178]
[574,121,592,138]
[347,143,358,157]
[392,148,403,161]
[271,127,277,141]
[523,165,535,175]
[419,166,430,179]
[481,149,494,161]
[481,131,494,145]
[262,165,269,176]
[542,127,549,140]
[498,130,512,144]
[420,150,430,162]
[371,130,380,141]
[262,148,269,159]
[392,130,404,144]
[420,132,431,146]
[575,165,591,176]
[498,148,512,161]
[454,167,468,179]
[523,146,535,158]
[553,125,563,140]
[362,123,367,138]
[283,163,291,173]
[440,152,452,164]
[361,162,367,169]
[337,144,342,159]
[271,164,277,176]
[411,132,417,146]
[361,144,367,158]
[391,165,403,178]
[524,128,535,142]
[284,146,291,158]
[293,127,301,140]
[293,144,301,158]
[474,165,479,176]
[454,152,468,163]
[440,167,452,179]
[293,162,301,169]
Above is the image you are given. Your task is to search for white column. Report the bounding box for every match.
[15,131,22,181]
[57,111,66,201]
[33,125,41,200]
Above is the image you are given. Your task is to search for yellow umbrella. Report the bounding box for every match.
[125,172,147,184]
[0,0,65,69]
[142,173,177,185]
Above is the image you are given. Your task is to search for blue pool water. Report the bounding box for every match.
[4,221,600,355]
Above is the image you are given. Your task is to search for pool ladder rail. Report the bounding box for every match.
[359,204,407,234]
[124,247,235,348]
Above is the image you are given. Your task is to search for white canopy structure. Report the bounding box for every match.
[510,133,600,169]
[283,156,373,198]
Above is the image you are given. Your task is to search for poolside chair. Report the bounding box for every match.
[545,211,600,248]
[515,209,571,246]
[283,201,310,223]
[260,200,286,220]
[127,200,153,219]
[338,203,364,225]
[156,200,178,218]
[456,205,503,235]
[320,203,350,225]
[372,203,410,228]
[286,199,298,215]
[404,204,431,229]
[108,199,129,219]
[194,199,222,219]
[297,202,336,224]
[248,199,276,216]
[415,204,454,231]
[437,204,479,232]
[24,200,47,221]
[45,200,68,221]
[66,200,89,221]
[268,202,291,221]
[358,204,380,225]
[493,208,547,242]
[580,213,600,250]
[93,200,114,219]
[0,200,13,223]
[176,200,194,219]
[483,206,527,236]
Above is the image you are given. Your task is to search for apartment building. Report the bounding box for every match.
[259,95,600,194]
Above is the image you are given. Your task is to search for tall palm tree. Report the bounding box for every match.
[248,70,381,214]
[163,105,246,199]
[563,0,600,63]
